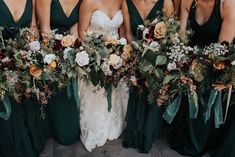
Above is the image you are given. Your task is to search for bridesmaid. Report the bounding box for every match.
[122,0,173,153]
[171,0,235,156]
[36,0,81,145]
[0,0,41,157]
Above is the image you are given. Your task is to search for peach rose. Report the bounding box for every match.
[61,35,76,47]
[48,60,57,70]
[30,64,42,78]
[121,44,132,59]
[154,21,167,39]
[105,38,119,46]
[213,62,225,70]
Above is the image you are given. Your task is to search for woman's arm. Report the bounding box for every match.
[121,0,132,43]
[163,0,174,16]
[70,22,79,37]
[36,0,52,34]
[31,0,37,28]
[78,0,96,40]
[119,24,126,38]
[219,0,235,44]
[180,0,192,33]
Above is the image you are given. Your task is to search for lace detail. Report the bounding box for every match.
[79,10,128,151]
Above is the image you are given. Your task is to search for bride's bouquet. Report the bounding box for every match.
[78,32,136,89]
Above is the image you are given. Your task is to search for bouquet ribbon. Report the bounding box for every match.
[105,83,112,112]
[204,89,223,128]
[67,78,80,113]
[0,96,11,120]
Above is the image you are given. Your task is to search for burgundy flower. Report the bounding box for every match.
[53,40,62,51]
[0,51,6,60]
[74,39,82,49]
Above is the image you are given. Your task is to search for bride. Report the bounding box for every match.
[78,0,128,152]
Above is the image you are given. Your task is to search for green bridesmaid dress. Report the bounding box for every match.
[122,0,164,153]
[46,0,81,145]
[170,0,223,156]
[0,0,43,157]
[214,93,235,157]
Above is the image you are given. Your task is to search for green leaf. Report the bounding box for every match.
[163,75,176,84]
[77,67,87,77]
[155,55,167,65]
[140,61,153,72]
[154,69,164,79]
[97,47,109,58]
[41,72,51,80]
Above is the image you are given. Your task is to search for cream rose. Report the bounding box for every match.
[109,54,123,69]
[154,21,167,39]
[44,54,56,64]
[121,44,132,59]
[29,41,41,51]
[61,35,76,47]
[75,51,90,67]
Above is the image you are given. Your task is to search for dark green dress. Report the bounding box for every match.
[0,1,43,157]
[46,0,81,145]
[214,98,235,157]
[170,0,222,156]
[122,0,164,153]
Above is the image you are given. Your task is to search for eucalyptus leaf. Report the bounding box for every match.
[98,47,109,58]
[154,69,164,79]
[140,61,153,72]
[163,75,176,84]
[155,55,167,65]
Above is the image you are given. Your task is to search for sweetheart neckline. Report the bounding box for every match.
[92,10,122,21]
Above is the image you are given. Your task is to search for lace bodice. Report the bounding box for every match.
[89,10,123,39]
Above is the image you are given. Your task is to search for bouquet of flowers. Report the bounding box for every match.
[77,32,136,89]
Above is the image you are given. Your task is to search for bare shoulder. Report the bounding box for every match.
[221,0,235,17]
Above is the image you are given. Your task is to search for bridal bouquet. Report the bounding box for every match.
[5,28,83,104]
[78,32,136,88]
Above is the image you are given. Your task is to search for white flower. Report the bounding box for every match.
[75,51,89,66]
[130,76,137,82]
[54,34,63,40]
[167,62,177,71]
[149,41,160,51]
[79,46,84,51]
[29,41,40,51]
[151,18,159,24]
[143,28,149,40]
[231,60,235,65]
[1,57,10,63]
[109,54,123,69]
[44,54,56,64]
[138,25,145,29]
[119,38,127,45]
[63,47,72,60]
[101,62,112,76]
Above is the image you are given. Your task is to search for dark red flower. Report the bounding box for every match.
[53,40,62,51]
[74,39,82,48]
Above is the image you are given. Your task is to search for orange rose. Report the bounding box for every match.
[30,64,42,77]
[213,62,225,70]
[48,60,57,70]
[154,22,167,39]
[122,44,132,59]
[61,35,76,47]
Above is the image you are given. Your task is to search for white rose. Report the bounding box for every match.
[29,41,41,51]
[143,28,149,40]
[54,34,63,40]
[63,47,72,60]
[101,62,112,76]
[109,54,123,69]
[231,60,235,65]
[75,51,90,66]
[44,54,56,64]
[119,38,127,45]
[149,41,160,52]
[167,62,177,71]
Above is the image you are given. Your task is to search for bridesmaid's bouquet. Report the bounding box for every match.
[78,32,136,88]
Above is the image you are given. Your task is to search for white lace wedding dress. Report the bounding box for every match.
[78,10,129,152]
